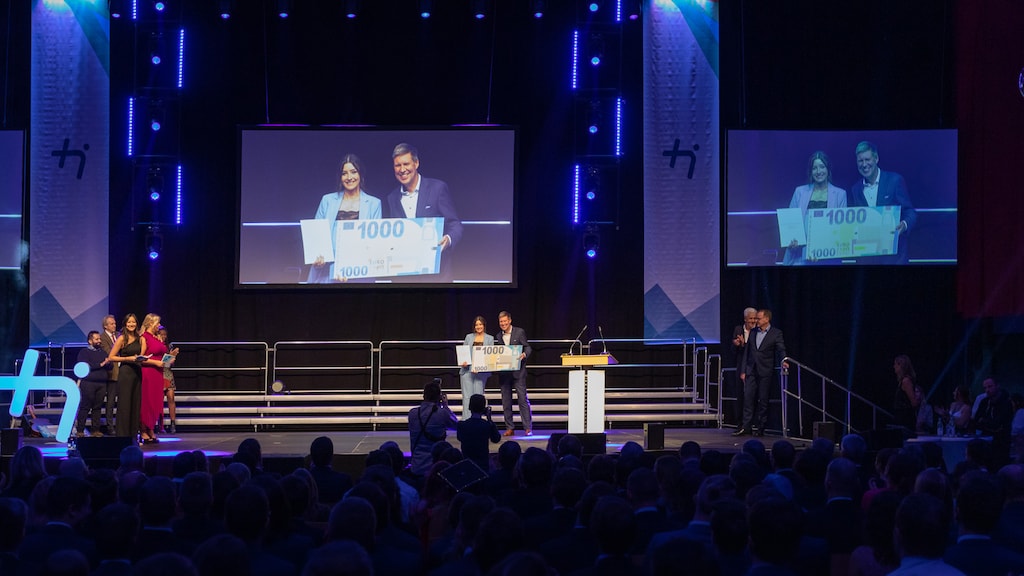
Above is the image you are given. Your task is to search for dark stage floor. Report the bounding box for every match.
[24,426,813,467]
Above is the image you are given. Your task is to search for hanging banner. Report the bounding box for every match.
[643,0,720,342]
[29,0,110,345]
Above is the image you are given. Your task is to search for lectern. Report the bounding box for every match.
[561,354,617,433]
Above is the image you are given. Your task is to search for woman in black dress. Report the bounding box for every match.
[107,313,146,439]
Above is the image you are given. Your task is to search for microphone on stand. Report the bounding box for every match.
[568,325,587,355]
[598,326,608,355]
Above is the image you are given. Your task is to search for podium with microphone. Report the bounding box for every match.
[561,326,616,434]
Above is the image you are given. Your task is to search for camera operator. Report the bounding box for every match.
[408,378,458,477]
[457,394,502,472]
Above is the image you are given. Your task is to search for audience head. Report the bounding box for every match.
[423,379,443,403]
[862,489,901,568]
[379,441,407,475]
[746,493,804,565]
[516,447,553,489]
[998,464,1024,501]
[551,467,587,509]
[139,475,178,527]
[742,439,770,471]
[327,496,376,549]
[468,393,487,415]
[590,495,637,555]
[895,493,951,559]
[178,471,213,516]
[474,507,525,573]
[576,481,617,527]
[956,470,1004,535]
[825,456,861,498]
[497,440,522,471]
[884,449,925,496]
[556,434,583,460]
[310,436,334,468]
[679,440,702,465]
[625,466,660,508]
[224,484,270,543]
[7,445,46,487]
[695,474,738,518]
[347,481,390,533]
[840,433,868,464]
[770,439,796,470]
[193,534,251,576]
[0,497,28,552]
[119,444,145,475]
[301,540,373,576]
[586,454,616,484]
[46,476,92,525]
[58,456,88,479]
[171,450,198,478]
[485,551,558,576]
[41,548,90,576]
[94,502,138,561]
[235,437,263,470]
[710,498,748,556]
[133,552,198,576]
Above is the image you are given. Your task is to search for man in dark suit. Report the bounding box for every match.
[99,315,120,434]
[496,310,532,436]
[737,309,788,437]
[385,142,463,280]
[847,141,917,264]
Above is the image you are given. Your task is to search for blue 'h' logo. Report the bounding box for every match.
[1,349,83,443]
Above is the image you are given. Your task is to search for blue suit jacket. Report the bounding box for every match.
[307,189,382,283]
[741,326,786,379]
[495,326,531,378]
[385,175,463,247]
[847,170,916,263]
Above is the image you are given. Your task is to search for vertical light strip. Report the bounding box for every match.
[127,97,134,156]
[177,28,184,88]
[616,0,622,22]
[176,164,182,224]
[131,0,137,20]
[571,30,579,90]
[615,98,623,156]
[573,163,581,224]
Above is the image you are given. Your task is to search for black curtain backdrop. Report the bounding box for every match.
[3,0,1022,409]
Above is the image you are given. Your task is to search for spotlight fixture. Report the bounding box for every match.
[473,0,487,20]
[109,0,124,18]
[531,0,544,19]
[154,1,166,12]
[270,380,290,394]
[584,166,601,201]
[147,169,164,201]
[583,226,600,259]
[277,0,291,19]
[148,102,164,132]
[217,0,232,19]
[624,0,641,20]
[344,0,359,19]
[146,228,163,261]
[589,2,599,13]
[148,33,164,65]
[419,0,432,19]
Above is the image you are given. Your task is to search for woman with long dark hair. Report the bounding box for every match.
[108,313,145,439]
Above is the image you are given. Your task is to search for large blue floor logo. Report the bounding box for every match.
[1,349,83,443]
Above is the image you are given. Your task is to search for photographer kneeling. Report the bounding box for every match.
[408,378,458,477]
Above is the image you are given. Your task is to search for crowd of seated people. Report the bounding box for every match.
[2,431,1024,576]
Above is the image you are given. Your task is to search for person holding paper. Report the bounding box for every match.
[385,143,463,280]
[156,325,177,433]
[307,154,382,283]
[782,151,847,265]
[138,313,178,443]
[459,316,494,419]
[847,141,916,264]
[495,310,532,436]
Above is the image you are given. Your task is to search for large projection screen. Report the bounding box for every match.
[726,129,957,266]
[238,127,517,287]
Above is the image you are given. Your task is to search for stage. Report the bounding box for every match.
[18,427,815,479]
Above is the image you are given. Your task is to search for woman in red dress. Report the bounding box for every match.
[139,313,172,443]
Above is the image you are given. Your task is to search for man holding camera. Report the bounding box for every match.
[457,394,502,472]
[408,378,458,476]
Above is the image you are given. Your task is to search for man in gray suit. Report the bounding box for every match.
[98,315,120,434]
[736,309,788,437]
[496,310,532,436]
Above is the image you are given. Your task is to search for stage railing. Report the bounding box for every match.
[780,356,894,440]
[272,340,374,394]
[169,341,271,394]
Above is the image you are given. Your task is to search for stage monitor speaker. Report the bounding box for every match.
[550,432,607,455]
[644,422,666,450]
[76,436,133,469]
[813,422,839,445]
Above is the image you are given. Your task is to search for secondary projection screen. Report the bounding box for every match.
[726,130,957,266]
[0,131,24,270]
[238,127,516,287]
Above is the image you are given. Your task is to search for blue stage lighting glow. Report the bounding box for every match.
[573,164,581,224]
[176,164,182,224]
[589,124,598,134]
[616,0,622,22]
[148,249,159,260]
[591,55,601,66]
[151,55,161,65]
[586,190,596,200]
[571,30,579,90]
[132,0,138,20]
[421,11,430,18]
[589,2,598,12]
[534,11,543,18]
[475,13,485,20]
[586,248,597,258]
[177,28,184,88]
[346,12,356,19]
[151,119,161,131]
[615,98,622,156]
[220,11,230,19]
[150,191,160,201]
[155,1,165,11]
[127,97,134,157]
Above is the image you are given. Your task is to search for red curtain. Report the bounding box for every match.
[956,0,1024,317]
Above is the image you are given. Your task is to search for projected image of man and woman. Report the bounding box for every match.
[726,130,956,267]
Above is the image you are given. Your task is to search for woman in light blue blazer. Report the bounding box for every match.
[459,316,493,418]
[782,150,847,265]
[307,153,382,283]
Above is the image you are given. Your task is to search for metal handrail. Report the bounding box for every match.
[780,356,894,440]
[272,340,374,393]
[168,341,271,393]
